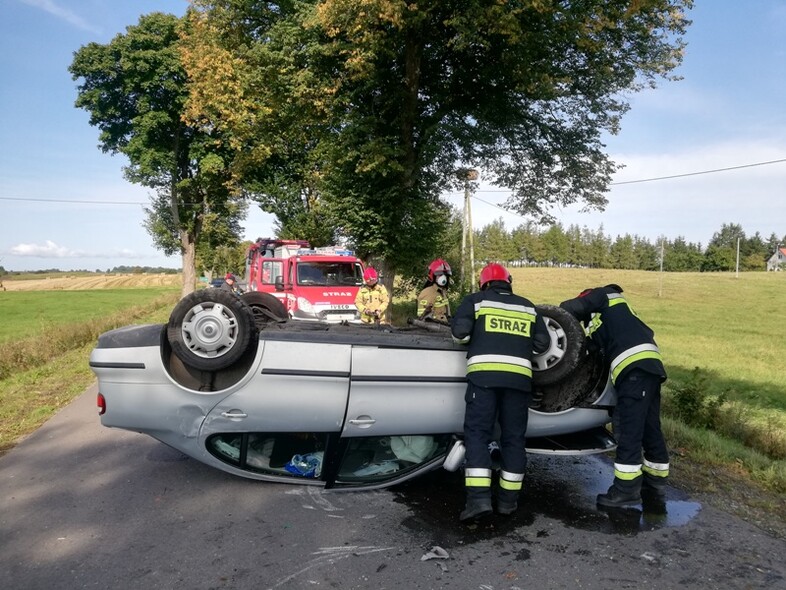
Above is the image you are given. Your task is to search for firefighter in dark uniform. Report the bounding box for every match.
[451,263,550,521]
[560,284,669,509]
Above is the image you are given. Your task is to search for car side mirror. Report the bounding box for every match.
[274,276,284,291]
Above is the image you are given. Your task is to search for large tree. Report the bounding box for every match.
[183,0,692,289]
[70,12,245,295]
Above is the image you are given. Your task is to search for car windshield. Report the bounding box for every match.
[296,261,363,286]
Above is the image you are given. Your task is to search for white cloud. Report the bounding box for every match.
[18,0,101,34]
[10,240,80,258]
[8,241,142,259]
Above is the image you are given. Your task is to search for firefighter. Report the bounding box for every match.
[417,259,452,322]
[451,263,550,521]
[220,273,242,294]
[559,284,669,509]
[355,267,389,324]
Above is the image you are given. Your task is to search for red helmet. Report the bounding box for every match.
[225,273,236,281]
[478,263,511,289]
[363,267,378,283]
[427,259,452,282]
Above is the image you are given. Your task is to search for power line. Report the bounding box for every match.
[2,157,785,206]
[610,157,786,185]
[447,157,786,192]
[0,196,147,205]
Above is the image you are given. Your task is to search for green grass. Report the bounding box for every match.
[0,288,177,343]
[0,293,177,453]
[508,269,786,410]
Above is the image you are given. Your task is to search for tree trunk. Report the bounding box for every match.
[181,231,197,297]
[378,258,396,325]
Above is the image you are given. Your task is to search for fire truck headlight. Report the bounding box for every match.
[296,297,314,313]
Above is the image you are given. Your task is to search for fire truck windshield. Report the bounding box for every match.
[296,261,363,286]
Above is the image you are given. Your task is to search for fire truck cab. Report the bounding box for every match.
[244,238,365,323]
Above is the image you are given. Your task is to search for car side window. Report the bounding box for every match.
[334,435,452,485]
[207,433,328,478]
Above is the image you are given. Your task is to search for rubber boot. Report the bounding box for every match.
[460,488,493,522]
[641,473,667,516]
[642,472,668,500]
[596,476,642,509]
[496,488,519,516]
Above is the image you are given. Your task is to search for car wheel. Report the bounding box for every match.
[533,347,608,412]
[532,304,586,386]
[167,289,258,371]
[240,292,288,328]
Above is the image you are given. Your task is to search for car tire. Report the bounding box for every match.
[532,304,587,386]
[240,292,288,328]
[167,289,258,371]
[533,347,608,412]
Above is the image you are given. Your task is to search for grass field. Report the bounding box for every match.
[0,287,179,343]
[0,275,179,452]
[0,273,179,291]
[512,268,786,396]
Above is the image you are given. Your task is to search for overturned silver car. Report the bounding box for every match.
[89,289,616,490]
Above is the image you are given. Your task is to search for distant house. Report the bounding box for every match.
[766,247,786,271]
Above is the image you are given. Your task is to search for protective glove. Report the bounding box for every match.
[560,298,590,323]
[585,338,600,355]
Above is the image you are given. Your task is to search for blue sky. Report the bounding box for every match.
[1,0,785,271]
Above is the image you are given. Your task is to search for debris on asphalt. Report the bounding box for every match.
[421,546,449,561]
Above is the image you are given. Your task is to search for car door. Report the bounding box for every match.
[343,345,467,437]
[326,344,467,488]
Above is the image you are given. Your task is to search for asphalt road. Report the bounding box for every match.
[1,385,785,590]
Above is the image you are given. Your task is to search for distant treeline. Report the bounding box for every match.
[473,221,785,272]
[0,266,180,276]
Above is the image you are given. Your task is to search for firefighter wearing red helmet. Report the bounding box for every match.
[451,263,550,521]
[355,267,389,324]
[560,284,668,510]
[220,272,242,294]
[416,259,452,322]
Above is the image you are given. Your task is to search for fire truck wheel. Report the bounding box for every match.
[532,304,587,386]
[241,292,288,328]
[167,289,258,371]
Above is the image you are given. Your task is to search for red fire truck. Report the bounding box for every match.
[244,238,366,323]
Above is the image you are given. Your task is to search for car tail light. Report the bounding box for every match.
[97,392,106,415]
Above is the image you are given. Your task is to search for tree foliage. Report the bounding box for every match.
[69,12,245,295]
[182,0,692,286]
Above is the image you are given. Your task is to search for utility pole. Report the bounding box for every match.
[735,237,740,278]
[658,238,664,297]
[459,168,479,292]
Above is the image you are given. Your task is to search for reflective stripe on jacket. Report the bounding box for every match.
[355,284,389,323]
[451,284,549,391]
[562,287,666,384]
[610,343,662,384]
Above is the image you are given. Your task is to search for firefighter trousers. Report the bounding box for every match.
[463,383,530,476]
[613,369,669,469]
